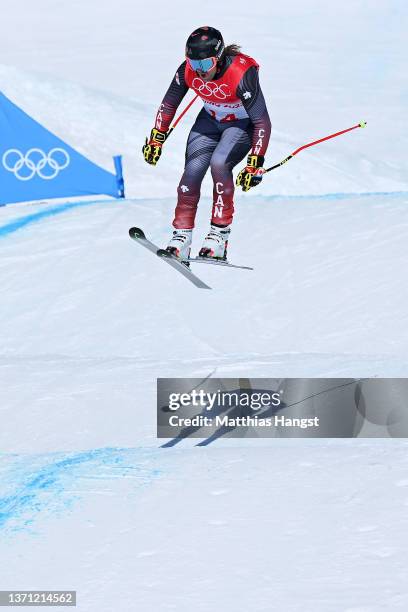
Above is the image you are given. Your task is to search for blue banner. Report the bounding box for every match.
[0,92,124,206]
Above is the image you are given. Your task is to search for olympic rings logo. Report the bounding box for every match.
[192,78,231,100]
[2,148,70,181]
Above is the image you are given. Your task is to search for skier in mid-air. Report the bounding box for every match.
[143,26,271,261]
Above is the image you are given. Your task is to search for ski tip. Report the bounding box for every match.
[359,120,367,128]
[129,227,146,239]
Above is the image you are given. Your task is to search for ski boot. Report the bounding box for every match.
[199,224,230,260]
[166,229,192,265]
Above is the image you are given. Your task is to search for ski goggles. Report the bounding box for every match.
[187,57,217,73]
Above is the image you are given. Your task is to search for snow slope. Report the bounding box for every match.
[1,1,408,610]
[1,442,408,612]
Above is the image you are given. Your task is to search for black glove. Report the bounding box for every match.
[142,128,168,165]
[236,154,265,192]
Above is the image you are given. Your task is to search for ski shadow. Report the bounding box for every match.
[160,378,286,448]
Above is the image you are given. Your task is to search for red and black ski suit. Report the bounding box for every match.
[155,53,271,229]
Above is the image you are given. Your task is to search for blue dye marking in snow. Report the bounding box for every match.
[0,198,117,239]
[1,191,407,241]
[0,447,162,533]
[257,190,408,201]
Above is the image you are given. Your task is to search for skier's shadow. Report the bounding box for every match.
[160,379,285,447]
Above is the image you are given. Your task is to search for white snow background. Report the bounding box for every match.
[0,1,408,610]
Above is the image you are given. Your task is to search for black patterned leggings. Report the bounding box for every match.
[173,108,253,229]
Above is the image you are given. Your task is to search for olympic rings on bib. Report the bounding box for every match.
[192,78,231,100]
[2,148,70,181]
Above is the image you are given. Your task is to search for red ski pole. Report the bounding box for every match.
[167,95,199,137]
[265,120,367,173]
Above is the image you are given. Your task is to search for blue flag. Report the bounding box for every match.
[0,91,124,206]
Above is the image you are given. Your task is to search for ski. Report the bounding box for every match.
[129,227,211,290]
[155,248,211,289]
[189,257,253,271]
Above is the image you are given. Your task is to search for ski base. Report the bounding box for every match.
[189,257,253,271]
[156,250,253,271]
